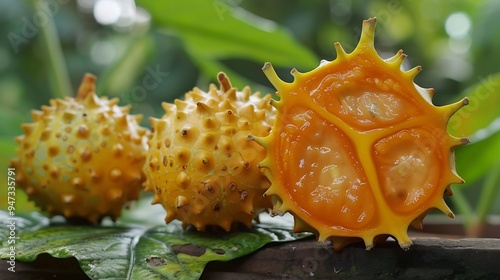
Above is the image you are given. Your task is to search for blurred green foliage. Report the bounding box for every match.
[0,0,499,235]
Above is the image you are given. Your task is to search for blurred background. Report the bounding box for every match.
[0,0,499,236]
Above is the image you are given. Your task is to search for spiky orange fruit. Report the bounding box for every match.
[143,72,275,231]
[9,74,148,223]
[256,18,469,250]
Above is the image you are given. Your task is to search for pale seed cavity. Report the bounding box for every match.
[72,177,84,188]
[177,195,188,208]
[212,203,221,212]
[175,171,190,189]
[77,124,90,138]
[175,147,190,165]
[112,143,124,156]
[240,190,248,200]
[149,157,159,169]
[61,194,75,204]
[48,146,59,157]
[49,165,60,178]
[40,129,51,141]
[81,149,92,162]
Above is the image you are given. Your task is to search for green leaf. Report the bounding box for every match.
[0,211,310,280]
[98,34,155,98]
[0,211,49,240]
[136,0,318,88]
[448,73,500,185]
[191,55,272,94]
[34,0,72,99]
[455,130,500,184]
[0,138,38,212]
[448,188,473,229]
[448,73,500,137]
[475,161,500,223]
[0,137,17,159]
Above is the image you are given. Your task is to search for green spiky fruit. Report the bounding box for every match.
[9,74,149,223]
[143,72,275,231]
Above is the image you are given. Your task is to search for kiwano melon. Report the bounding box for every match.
[143,73,275,231]
[255,18,469,250]
[10,74,148,223]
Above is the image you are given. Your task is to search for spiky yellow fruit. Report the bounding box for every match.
[10,74,149,223]
[143,72,275,231]
[256,18,469,250]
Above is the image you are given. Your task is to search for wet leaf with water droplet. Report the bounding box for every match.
[0,209,310,280]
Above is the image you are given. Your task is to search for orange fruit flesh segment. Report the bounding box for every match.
[274,107,376,230]
[374,128,442,214]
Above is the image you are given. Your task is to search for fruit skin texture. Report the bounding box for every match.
[9,74,148,223]
[143,72,275,231]
[257,18,469,250]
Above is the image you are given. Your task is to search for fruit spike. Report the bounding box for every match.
[9,73,149,223]
[143,72,276,231]
[258,17,469,250]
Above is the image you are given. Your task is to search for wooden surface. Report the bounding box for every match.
[1,237,500,279]
[201,237,500,279]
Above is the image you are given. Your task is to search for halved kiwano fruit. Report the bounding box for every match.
[255,18,469,250]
